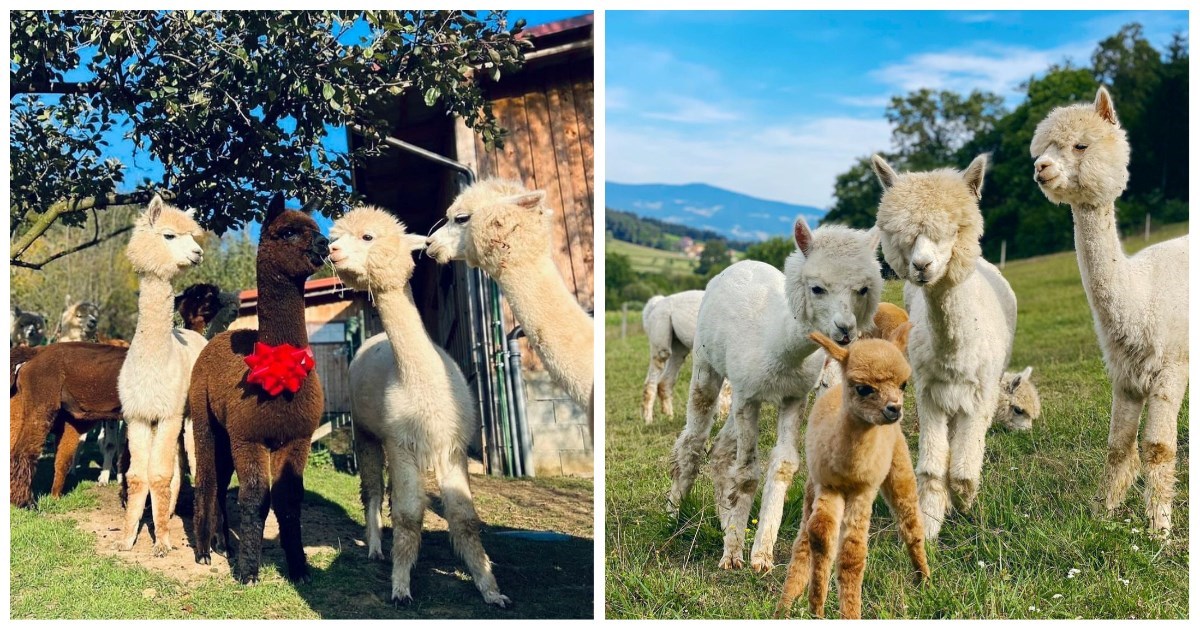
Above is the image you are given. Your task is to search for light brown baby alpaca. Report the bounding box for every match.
[776,323,929,620]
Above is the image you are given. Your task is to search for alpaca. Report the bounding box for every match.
[1031,87,1188,535]
[176,283,241,340]
[11,307,47,347]
[9,342,126,507]
[330,206,510,607]
[190,194,328,584]
[776,325,929,619]
[426,179,594,435]
[668,218,883,571]
[53,300,100,342]
[809,302,911,399]
[870,154,1017,540]
[117,195,208,556]
[641,290,732,424]
[994,368,1041,431]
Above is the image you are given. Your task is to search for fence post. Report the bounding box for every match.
[621,303,628,339]
[1000,240,1006,270]
[1145,213,1151,241]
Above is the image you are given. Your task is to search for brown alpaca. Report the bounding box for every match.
[776,324,929,620]
[190,194,329,584]
[177,283,241,339]
[9,342,126,507]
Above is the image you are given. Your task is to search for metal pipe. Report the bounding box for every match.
[508,327,535,478]
[350,123,476,182]
[490,282,518,477]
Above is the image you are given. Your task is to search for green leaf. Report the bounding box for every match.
[322,83,334,101]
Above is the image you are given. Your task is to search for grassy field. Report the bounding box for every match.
[606,237,697,274]
[604,223,1189,619]
[12,448,594,619]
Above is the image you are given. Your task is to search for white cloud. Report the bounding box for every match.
[834,94,892,108]
[632,200,662,210]
[955,13,997,24]
[644,96,742,124]
[683,205,721,218]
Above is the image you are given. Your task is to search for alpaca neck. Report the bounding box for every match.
[918,268,976,349]
[256,271,310,347]
[1070,201,1133,323]
[372,286,442,378]
[494,256,585,342]
[771,309,819,366]
[129,275,176,355]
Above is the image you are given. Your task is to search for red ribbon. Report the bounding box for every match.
[244,342,315,396]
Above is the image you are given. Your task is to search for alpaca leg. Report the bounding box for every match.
[658,339,690,418]
[806,489,845,618]
[947,409,990,512]
[230,440,271,584]
[915,394,951,540]
[719,399,761,570]
[709,414,737,533]
[271,437,312,583]
[98,420,122,486]
[642,347,669,424]
[192,415,218,564]
[435,449,511,607]
[354,424,386,560]
[181,417,197,482]
[213,426,235,555]
[120,420,153,551]
[1101,387,1144,514]
[775,478,817,617]
[880,437,930,582]
[51,420,86,497]
[385,445,426,604]
[1142,369,1185,536]
[10,397,54,508]
[751,396,806,573]
[667,362,723,517]
[147,415,183,556]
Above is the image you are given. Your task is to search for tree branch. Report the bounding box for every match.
[9,190,165,260]
[10,224,135,270]
[9,80,108,99]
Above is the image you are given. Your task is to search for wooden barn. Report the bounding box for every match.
[231,14,594,477]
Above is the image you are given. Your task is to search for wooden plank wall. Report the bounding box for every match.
[470,56,594,371]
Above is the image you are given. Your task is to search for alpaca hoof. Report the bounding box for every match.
[484,592,512,608]
[750,551,775,574]
[152,542,172,557]
[289,566,312,584]
[97,473,111,486]
[391,592,414,607]
[949,477,978,511]
[196,551,211,565]
[718,552,744,570]
[367,548,385,561]
[238,572,260,585]
[212,537,228,555]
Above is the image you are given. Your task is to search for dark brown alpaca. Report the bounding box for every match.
[177,283,241,339]
[190,194,328,584]
[9,342,127,507]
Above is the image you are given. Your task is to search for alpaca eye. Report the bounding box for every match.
[454,214,470,225]
[1074,144,1088,151]
[1013,406,1025,416]
[362,234,374,242]
[811,286,826,295]
[855,385,874,397]
[900,381,908,391]
[164,233,176,241]
[858,286,868,296]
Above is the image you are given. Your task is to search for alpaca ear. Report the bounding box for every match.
[887,320,913,354]
[963,154,988,200]
[793,216,814,257]
[871,155,898,190]
[404,233,427,252]
[1095,87,1119,126]
[1021,365,1033,380]
[147,194,165,226]
[300,197,320,214]
[508,190,546,211]
[265,193,286,226]
[865,226,881,254]
[184,207,197,220]
[808,331,849,363]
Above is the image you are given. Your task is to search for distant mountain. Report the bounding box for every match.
[606,182,826,242]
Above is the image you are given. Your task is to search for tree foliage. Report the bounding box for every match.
[695,239,731,277]
[741,236,794,271]
[10,10,529,266]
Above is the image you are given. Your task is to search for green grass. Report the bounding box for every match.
[606,238,698,274]
[12,454,594,619]
[605,223,1189,619]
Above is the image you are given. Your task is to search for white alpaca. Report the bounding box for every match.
[641,290,732,424]
[870,154,1016,540]
[117,195,208,555]
[426,179,594,435]
[1031,87,1188,535]
[668,218,882,571]
[994,367,1041,431]
[331,207,510,607]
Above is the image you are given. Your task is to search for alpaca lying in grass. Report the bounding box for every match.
[331,206,510,607]
[776,325,929,619]
[426,179,594,436]
[871,154,1017,540]
[1032,87,1188,536]
[994,367,1041,431]
[641,291,731,424]
[668,218,882,571]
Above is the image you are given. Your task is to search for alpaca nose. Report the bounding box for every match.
[882,403,902,422]
[912,258,931,272]
[313,233,330,256]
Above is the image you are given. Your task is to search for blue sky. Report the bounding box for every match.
[607,10,1188,208]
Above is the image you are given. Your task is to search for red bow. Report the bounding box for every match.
[244,342,315,396]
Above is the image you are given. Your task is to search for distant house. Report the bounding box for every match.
[678,236,694,252]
